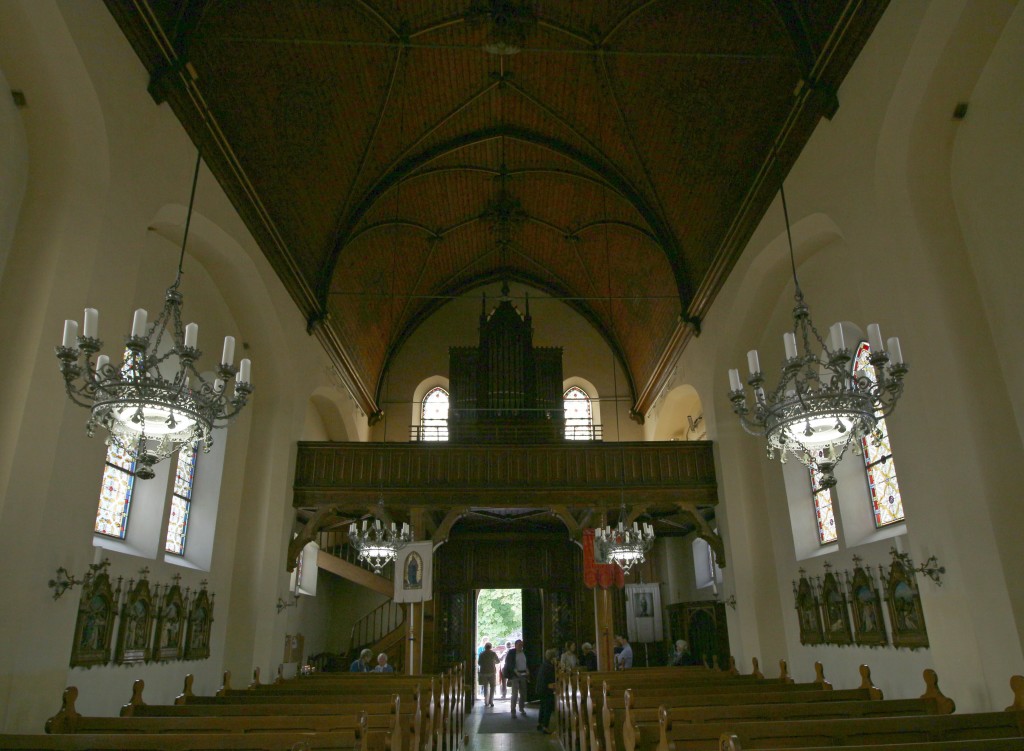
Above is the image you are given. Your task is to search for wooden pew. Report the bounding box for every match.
[654,672,1024,751]
[592,660,836,751]
[618,665,897,751]
[44,671,453,751]
[657,711,1024,751]
[0,730,360,750]
[12,662,464,751]
[719,735,1024,751]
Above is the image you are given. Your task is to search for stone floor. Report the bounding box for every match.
[465,693,560,749]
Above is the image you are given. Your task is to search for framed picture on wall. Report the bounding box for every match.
[793,571,824,646]
[821,569,853,645]
[885,554,929,649]
[849,563,888,647]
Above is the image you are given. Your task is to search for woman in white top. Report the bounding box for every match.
[559,640,578,670]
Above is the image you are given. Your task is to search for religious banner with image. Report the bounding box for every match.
[625,583,663,643]
[393,541,433,602]
[582,528,625,589]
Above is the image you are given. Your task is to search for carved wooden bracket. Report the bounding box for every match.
[432,507,470,548]
[674,501,725,567]
[287,507,339,572]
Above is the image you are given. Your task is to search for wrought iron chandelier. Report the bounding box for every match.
[348,516,412,574]
[728,180,907,490]
[594,505,655,573]
[55,152,252,480]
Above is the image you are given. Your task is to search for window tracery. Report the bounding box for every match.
[563,386,593,440]
[95,442,137,539]
[420,386,449,441]
[854,342,905,527]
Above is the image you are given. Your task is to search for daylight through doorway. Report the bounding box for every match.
[475,589,522,700]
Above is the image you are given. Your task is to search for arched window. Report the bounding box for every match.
[854,341,905,527]
[563,386,593,440]
[810,462,838,545]
[95,442,137,539]
[165,442,198,555]
[420,386,449,441]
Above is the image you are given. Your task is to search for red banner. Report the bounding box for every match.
[582,528,625,589]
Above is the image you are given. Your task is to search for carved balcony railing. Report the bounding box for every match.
[293,440,717,510]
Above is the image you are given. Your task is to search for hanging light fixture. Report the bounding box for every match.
[55,151,253,480]
[594,503,654,573]
[727,175,907,490]
[348,506,412,574]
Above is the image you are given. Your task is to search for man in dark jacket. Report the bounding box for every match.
[502,639,529,717]
[535,648,558,733]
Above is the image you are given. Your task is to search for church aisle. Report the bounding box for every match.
[465,695,560,749]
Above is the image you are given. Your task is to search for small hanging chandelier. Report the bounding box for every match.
[594,505,654,573]
[348,515,412,574]
[55,152,252,480]
[728,178,907,490]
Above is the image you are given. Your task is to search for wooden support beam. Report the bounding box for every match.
[316,550,394,597]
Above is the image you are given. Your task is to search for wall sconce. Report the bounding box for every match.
[276,595,299,613]
[892,549,946,586]
[48,559,110,600]
[723,594,737,610]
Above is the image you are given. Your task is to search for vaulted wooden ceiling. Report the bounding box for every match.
[106,0,888,421]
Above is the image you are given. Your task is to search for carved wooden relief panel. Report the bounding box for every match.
[794,571,824,646]
[153,577,186,662]
[849,563,887,647]
[116,573,154,664]
[821,568,853,645]
[885,556,928,649]
[184,585,214,661]
[70,566,120,668]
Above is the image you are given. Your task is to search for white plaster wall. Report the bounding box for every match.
[0,0,347,730]
[650,0,1024,710]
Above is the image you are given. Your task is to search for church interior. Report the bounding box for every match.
[1,0,1023,742]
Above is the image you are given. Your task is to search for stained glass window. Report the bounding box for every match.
[563,386,593,440]
[95,442,136,539]
[420,387,449,441]
[165,442,198,555]
[810,461,838,544]
[854,342,905,527]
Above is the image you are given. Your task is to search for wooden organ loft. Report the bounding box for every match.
[448,288,566,443]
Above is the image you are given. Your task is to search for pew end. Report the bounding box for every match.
[751,657,763,680]
[120,679,146,717]
[813,661,832,691]
[1008,675,1024,712]
[250,666,262,689]
[44,687,80,734]
[859,664,884,700]
[174,674,194,706]
[719,733,742,750]
[778,660,794,685]
[216,670,232,697]
[921,668,956,715]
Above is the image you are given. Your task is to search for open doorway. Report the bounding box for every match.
[475,589,523,700]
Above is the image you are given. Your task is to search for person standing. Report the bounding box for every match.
[536,647,558,734]
[477,642,500,706]
[503,638,529,717]
[350,648,373,672]
[579,642,598,671]
[559,640,578,671]
[499,641,512,698]
[614,635,633,669]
